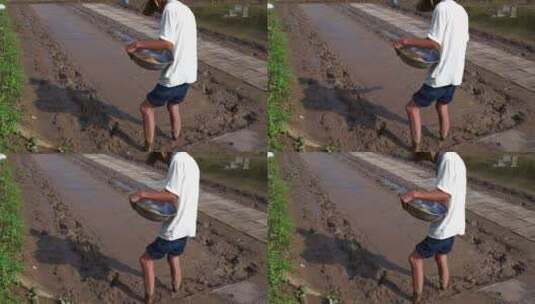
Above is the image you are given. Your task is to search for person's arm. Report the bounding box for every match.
[400,189,450,207]
[394,5,444,51]
[129,190,178,206]
[124,39,173,53]
[393,37,440,50]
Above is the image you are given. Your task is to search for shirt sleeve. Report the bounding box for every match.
[164,157,183,198]
[427,6,446,46]
[159,9,176,46]
[436,157,454,197]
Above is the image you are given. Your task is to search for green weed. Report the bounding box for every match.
[0,1,23,150]
[0,161,24,302]
[268,157,296,304]
[268,9,292,150]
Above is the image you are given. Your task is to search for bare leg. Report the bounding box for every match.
[139,253,156,304]
[167,103,181,141]
[406,100,422,151]
[167,255,182,297]
[435,254,450,290]
[409,251,425,303]
[436,102,450,141]
[140,100,156,151]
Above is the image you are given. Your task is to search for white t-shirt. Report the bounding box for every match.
[159,152,200,240]
[425,0,469,88]
[158,0,197,87]
[428,152,467,239]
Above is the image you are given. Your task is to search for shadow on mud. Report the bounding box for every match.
[299,78,437,148]
[297,227,436,301]
[30,77,170,151]
[30,228,148,302]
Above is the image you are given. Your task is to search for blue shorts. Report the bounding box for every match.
[412,84,456,107]
[146,237,188,259]
[415,236,455,258]
[146,83,190,107]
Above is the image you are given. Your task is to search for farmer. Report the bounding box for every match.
[125,0,197,152]
[393,0,469,151]
[400,151,466,304]
[129,152,200,304]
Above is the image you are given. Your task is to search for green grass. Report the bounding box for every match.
[268,9,292,151]
[190,4,267,46]
[465,3,535,45]
[0,161,24,302]
[0,2,23,151]
[462,152,535,195]
[268,156,296,304]
[195,153,267,197]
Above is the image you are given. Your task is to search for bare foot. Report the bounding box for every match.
[412,293,423,304]
[171,285,179,298]
[412,141,421,152]
[144,294,154,304]
[144,141,154,153]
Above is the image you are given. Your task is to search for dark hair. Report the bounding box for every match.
[416,0,443,12]
[142,0,158,16]
[145,152,174,166]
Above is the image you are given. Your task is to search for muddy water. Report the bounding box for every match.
[299,153,480,276]
[298,4,479,129]
[30,3,209,136]
[30,154,169,278]
[28,154,227,294]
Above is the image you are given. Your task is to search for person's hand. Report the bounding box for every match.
[393,38,409,49]
[400,191,416,209]
[129,191,144,204]
[124,41,140,53]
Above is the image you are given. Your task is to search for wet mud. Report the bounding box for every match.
[278,3,535,152]
[11,154,265,303]
[8,3,265,155]
[280,153,535,303]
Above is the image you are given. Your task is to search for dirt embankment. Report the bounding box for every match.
[9,4,265,155]
[280,153,535,304]
[11,154,265,303]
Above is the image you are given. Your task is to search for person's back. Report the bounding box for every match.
[159,0,197,87]
[428,152,467,240]
[426,0,469,88]
[159,152,200,240]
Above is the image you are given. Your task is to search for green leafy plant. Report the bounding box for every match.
[268,157,296,303]
[0,1,23,150]
[0,161,24,302]
[268,9,292,150]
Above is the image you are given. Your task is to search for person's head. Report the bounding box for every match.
[143,0,167,16]
[412,151,441,163]
[416,0,442,12]
[146,152,174,166]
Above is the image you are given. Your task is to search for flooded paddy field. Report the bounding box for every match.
[277,152,535,303]
[190,3,267,49]
[274,2,535,153]
[6,1,266,155]
[7,153,266,303]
